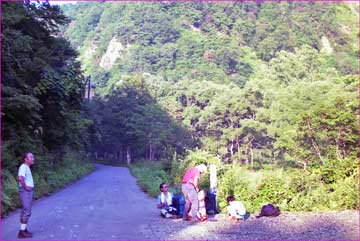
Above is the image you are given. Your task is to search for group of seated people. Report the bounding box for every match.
[156,182,246,221]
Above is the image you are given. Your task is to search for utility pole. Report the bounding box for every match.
[85,75,91,101]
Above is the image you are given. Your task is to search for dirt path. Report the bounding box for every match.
[1,164,359,240]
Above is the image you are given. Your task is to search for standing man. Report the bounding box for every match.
[181,163,207,222]
[18,152,35,238]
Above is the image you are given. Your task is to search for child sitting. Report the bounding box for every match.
[157,183,178,218]
[226,195,246,221]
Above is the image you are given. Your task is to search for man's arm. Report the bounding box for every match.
[18,176,31,191]
[157,196,166,209]
[157,202,166,209]
[193,176,200,192]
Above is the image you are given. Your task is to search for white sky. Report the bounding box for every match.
[49,1,78,5]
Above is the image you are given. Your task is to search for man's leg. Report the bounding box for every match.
[181,184,192,220]
[18,189,33,238]
[182,183,199,221]
[187,188,199,221]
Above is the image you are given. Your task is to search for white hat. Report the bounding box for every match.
[197,164,207,173]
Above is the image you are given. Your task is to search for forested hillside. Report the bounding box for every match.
[59,1,358,212]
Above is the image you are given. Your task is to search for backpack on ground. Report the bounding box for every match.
[205,191,218,215]
[172,193,185,218]
[256,204,281,218]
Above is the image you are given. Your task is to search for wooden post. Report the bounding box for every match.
[210,164,217,194]
[209,164,218,215]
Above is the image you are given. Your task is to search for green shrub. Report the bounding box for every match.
[217,165,249,210]
[129,161,170,197]
[1,170,20,214]
[331,175,359,209]
[132,155,358,213]
[1,151,93,216]
[32,173,51,199]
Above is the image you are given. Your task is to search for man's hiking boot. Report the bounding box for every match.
[18,230,33,239]
[24,229,33,236]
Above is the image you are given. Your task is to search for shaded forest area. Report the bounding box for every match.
[1,2,92,215]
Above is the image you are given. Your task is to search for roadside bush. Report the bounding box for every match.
[1,170,20,214]
[1,151,93,216]
[32,173,51,199]
[306,185,332,211]
[256,175,287,204]
[129,155,358,214]
[331,175,359,209]
[129,161,170,197]
[217,165,253,211]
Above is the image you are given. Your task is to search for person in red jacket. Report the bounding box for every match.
[181,163,207,222]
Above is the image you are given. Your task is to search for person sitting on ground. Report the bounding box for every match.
[226,195,246,221]
[157,183,178,218]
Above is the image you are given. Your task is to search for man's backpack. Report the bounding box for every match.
[256,204,281,218]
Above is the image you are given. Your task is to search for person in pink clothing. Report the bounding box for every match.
[181,163,207,222]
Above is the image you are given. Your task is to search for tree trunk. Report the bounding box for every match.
[126,146,131,165]
[306,118,325,165]
[311,138,325,165]
[149,140,153,161]
[336,127,344,161]
[151,149,155,161]
[244,144,249,166]
[250,146,254,168]
[236,138,242,162]
[303,159,308,170]
[118,147,122,162]
[229,141,234,157]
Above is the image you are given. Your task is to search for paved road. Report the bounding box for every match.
[1,164,158,240]
[2,164,358,240]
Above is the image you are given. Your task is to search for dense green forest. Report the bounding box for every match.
[1,1,92,215]
[1,1,358,215]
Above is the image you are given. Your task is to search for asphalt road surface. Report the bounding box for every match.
[2,164,358,240]
[1,164,158,240]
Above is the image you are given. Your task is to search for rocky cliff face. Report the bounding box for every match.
[100,37,129,70]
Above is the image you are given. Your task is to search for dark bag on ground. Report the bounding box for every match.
[172,193,184,217]
[256,204,281,218]
[205,191,218,215]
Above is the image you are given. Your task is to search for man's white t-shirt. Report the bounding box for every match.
[157,192,173,207]
[18,163,34,188]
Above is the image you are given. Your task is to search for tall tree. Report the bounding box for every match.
[2,1,87,170]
